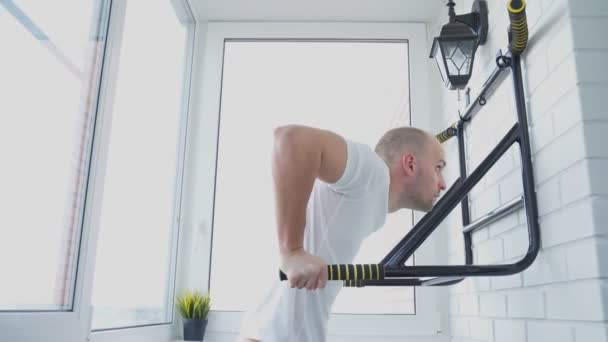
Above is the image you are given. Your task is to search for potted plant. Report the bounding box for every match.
[176,289,211,341]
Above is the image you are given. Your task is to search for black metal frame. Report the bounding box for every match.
[365,50,540,287]
[280,49,541,287]
[280,6,539,286]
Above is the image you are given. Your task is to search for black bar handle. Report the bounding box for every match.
[279,264,384,281]
[343,280,365,287]
[436,122,458,143]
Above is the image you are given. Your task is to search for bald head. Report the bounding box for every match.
[374,127,437,165]
[376,127,447,212]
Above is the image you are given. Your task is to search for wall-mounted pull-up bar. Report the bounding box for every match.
[280,0,539,287]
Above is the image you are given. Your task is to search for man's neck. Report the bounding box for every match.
[387,176,401,213]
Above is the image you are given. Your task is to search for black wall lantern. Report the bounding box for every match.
[430,0,489,90]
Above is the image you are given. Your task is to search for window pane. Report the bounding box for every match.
[0,0,102,311]
[91,1,188,330]
[211,41,414,315]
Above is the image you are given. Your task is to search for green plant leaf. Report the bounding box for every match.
[176,289,211,319]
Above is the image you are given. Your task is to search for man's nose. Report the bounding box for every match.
[439,178,446,191]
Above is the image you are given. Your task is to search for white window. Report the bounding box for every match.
[211,40,415,315]
[0,1,196,341]
[0,0,110,341]
[90,0,192,332]
[193,23,444,340]
[0,0,99,313]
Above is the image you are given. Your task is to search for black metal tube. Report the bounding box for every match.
[458,121,474,265]
[461,63,509,122]
[463,196,524,234]
[342,276,466,287]
[510,54,541,269]
[384,263,527,277]
[421,277,465,286]
[381,124,520,267]
[342,278,423,287]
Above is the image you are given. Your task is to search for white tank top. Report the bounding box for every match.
[240,139,390,341]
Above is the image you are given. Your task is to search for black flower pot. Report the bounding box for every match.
[183,318,207,341]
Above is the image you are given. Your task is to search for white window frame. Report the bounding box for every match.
[184,22,447,341]
[0,0,195,340]
[0,0,113,341]
[88,0,197,341]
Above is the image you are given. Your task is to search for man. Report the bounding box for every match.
[238,124,447,342]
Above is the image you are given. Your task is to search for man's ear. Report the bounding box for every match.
[401,153,416,176]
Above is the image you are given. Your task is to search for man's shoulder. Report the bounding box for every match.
[345,139,386,172]
[322,139,388,198]
[345,139,381,162]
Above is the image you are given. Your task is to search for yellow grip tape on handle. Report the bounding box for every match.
[329,264,383,280]
[507,0,526,13]
[343,279,364,287]
[436,123,458,144]
[508,0,528,55]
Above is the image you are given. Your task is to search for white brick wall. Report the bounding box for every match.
[574,323,608,342]
[545,281,607,321]
[507,290,545,318]
[521,247,568,286]
[565,238,608,280]
[528,321,574,342]
[469,317,493,341]
[428,0,608,340]
[460,293,480,316]
[479,293,506,317]
[494,320,525,342]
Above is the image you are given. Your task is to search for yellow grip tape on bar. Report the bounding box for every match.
[329,264,383,280]
[507,0,528,55]
[507,0,526,13]
[344,279,364,287]
[436,123,458,143]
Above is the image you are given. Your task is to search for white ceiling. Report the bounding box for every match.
[187,0,443,22]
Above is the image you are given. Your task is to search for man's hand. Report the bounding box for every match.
[280,248,328,290]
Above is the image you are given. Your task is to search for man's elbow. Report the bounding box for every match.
[273,125,324,164]
[273,125,308,151]
[273,125,300,142]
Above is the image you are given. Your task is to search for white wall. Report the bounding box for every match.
[427,0,608,341]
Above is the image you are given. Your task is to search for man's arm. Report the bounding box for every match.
[272,125,347,289]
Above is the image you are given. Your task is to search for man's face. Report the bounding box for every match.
[407,139,447,211]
